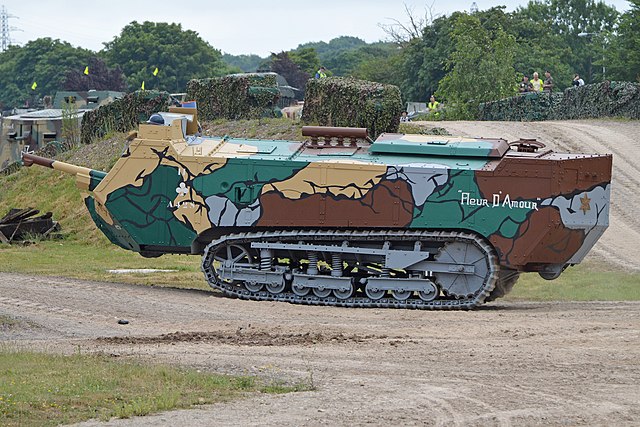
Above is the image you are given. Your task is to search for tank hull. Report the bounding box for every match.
[31,120,611,308]
[86,128,611,275]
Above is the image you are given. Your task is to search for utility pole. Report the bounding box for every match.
[1,5,19,52]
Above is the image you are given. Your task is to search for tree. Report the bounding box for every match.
[437,14,518,119]
[269,51,310,100]
[399,12,460,102]
[62,56,127,91]
[515,0,618,83]
[289,47,321,76]
[102,21,232,93]
[607,0,640,81]
[0,38,92,108]
[222,53,264,72]
[351,44,403,87]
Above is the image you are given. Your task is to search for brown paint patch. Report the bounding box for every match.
[257,179,414,227]
[490,207,584,268]
[476,155,612,201]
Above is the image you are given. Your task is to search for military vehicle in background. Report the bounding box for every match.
[227,72,298,108]
[23,106,612,309]
[1,90,123,173]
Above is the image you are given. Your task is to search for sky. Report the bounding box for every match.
[0,0,631,57]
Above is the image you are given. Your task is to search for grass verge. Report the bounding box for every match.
[0,241,638,300]
[0,348,304,427]
[506,261,640,301]
[0,240,206,290]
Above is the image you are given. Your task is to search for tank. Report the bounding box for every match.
[22,108,612,309]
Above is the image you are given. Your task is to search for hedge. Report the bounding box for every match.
[186,74,281,121]
[301,77,403,139]
[479,81,640,121]
[80,90,171,144]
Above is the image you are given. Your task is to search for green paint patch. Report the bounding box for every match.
[106,165,197,247]
[194,159,306,206]
[0,348,305,427]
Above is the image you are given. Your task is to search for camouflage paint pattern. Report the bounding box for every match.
[63,119,612,271]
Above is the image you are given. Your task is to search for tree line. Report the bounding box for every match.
[0,0,638,119]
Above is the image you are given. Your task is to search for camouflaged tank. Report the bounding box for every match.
[23,107,613,309]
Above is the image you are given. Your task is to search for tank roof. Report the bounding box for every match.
[370,134,510,158]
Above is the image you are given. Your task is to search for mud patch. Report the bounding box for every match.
[96,330,379,346]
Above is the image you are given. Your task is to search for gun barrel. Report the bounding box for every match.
[22,153,106,191]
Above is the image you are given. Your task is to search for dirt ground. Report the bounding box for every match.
[1,273,639,426]
[2,119,639,426]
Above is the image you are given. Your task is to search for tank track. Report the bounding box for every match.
[201,230,501,310]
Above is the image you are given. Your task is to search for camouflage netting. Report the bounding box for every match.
[80,91,171,144]
[186,74,281,121]
[302,77,403,139]
[479,81,640,121]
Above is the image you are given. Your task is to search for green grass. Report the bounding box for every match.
[0,239,638,300]
[506,262,640,301]
[0,240,207,290]
[0,348,303,427]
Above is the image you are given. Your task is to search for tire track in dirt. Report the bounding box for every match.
[431,119,640,271]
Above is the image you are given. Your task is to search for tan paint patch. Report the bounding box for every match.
[94,199,115,226]
[171,190,210,234]
[93,138,226,205]
[211,142,258,158]
[262,163,386,200]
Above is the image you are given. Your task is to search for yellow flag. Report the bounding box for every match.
[31,82,37,90]
[141,81,145,90]
[153,67,159,76]
[84,66,89,75]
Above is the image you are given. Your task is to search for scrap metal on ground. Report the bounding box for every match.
[0,208,60,243]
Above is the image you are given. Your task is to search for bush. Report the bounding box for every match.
[80,91,171,144]
[479,81,640,121]
[186,74,281,121]
[301,77,403,139]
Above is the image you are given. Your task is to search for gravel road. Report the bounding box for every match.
[1,273,639,426]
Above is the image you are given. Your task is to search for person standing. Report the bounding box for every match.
[315,66,327,79]
[572,74,585,87]
[543,70,554,92]
[530,72,543,92]
[427,95,440,119]
[519,75,533,93]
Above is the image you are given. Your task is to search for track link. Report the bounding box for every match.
[201,230,501,310]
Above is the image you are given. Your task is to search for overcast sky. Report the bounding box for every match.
[1,0,631,57]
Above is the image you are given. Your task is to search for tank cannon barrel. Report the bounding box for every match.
[22,153,106,191]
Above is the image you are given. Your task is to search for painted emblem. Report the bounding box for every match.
[580,194,591,214]
[176,182,188,197]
